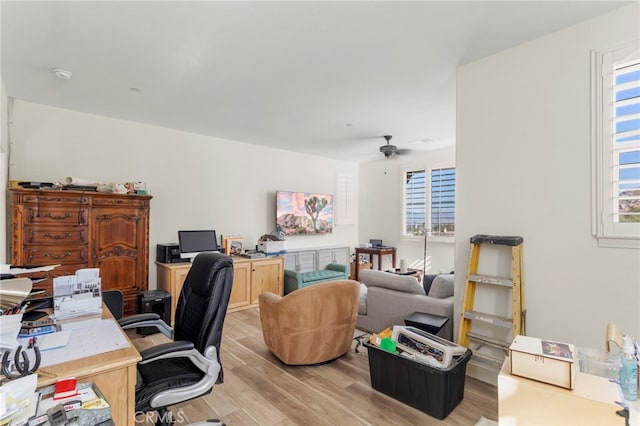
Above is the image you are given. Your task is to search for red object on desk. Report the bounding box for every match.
[53,377,78,400]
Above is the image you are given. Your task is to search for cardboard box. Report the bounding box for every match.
[349,262,371,280]
[257,240,286,256]
[509,335,576,390]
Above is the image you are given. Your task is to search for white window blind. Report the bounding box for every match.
[335,171,355,225]
[431,168,456,237]
[403,167,456,238]
[404,170,426,236]
[593,42,640,248]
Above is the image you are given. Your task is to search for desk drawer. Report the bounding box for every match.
[23,226,88,245]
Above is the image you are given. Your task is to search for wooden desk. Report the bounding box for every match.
[157,256,284,326]
[498,358,628,425]
[36,305,141,426]
[354,247,396,280]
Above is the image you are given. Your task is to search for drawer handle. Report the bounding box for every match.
[43,232,72,240]
[42,212,71,220]
[43,252,71,260]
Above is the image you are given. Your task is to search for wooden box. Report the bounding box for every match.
[509,335,576,390]
[350,262,372,280]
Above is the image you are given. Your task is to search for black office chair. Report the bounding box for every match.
[102,289,124,320]
[119,252,234,426]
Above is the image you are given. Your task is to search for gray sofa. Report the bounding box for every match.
[356,269,455,340]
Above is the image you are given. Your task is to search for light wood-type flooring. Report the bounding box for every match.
[128,307,498,425]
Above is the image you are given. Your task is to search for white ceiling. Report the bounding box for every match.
[1,1,632,162]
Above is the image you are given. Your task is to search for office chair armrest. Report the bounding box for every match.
[118,313,174,339]
[140,342,220,378]
[139,340,195,362]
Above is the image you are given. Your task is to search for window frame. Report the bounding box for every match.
[592,41,640,249]
[402,164,456,244]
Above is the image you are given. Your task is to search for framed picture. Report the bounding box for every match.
[225,237,244,256]
[276,190,333,235]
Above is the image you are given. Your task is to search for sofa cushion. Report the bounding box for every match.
[358,283,367,315]
[300,270,345,283]
[428,274,454,299]
[359,269,425,295]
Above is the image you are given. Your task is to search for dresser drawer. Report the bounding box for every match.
[93,197,147,207]
[23,227,88,245]
[20,193,90,205]
[25,206,88,225]
[24,246,88,265]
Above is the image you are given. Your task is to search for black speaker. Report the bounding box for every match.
[137,290,171,335]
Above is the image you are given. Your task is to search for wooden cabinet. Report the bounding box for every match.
[9,188,151,316]
[317,247,349,270]
[156,256,284,325]
[248,257,284,304]
[285,246,350,272]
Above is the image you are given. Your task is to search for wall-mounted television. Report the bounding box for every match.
[276,191,333,235]
[178,230,219,261]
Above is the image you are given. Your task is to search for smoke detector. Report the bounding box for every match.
[52,68,73,80]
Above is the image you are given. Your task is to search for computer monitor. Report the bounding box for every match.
[178,230,219,261]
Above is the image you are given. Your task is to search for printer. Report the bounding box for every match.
[156,243,189,263]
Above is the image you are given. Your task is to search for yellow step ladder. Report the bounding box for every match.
[457,234,525,367]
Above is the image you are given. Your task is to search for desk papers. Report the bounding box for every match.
[53,268,102,319]
[39,319,130,367]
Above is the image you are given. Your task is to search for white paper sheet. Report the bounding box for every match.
[39,319,130,367]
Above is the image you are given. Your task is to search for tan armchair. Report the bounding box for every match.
[258,280,360,365]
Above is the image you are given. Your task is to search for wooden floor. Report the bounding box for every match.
[128,307,498,425]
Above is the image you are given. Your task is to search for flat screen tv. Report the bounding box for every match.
[178,230,219,261]
[276,191,333,235]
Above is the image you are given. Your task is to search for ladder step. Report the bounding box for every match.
[467,331,512,351]
[468,274,513,287]
[470,351,506,369]
[463,311,513,329]
[470,234,524,246]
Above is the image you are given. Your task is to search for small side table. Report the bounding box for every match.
[404,311,449,335]
[354,247,396,280]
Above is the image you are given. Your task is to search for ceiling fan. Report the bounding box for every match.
[379,135,410,159]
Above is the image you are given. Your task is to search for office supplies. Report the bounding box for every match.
[53,377,78,400]
[392,325,466,369]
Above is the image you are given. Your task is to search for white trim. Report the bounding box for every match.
[592,41,640,249]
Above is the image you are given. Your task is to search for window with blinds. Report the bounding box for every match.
[431,168,456,236]
[403,167,456,238]
[614,61,640,223]
[593,42,640,247]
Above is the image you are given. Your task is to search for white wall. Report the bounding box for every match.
[457,2,640,359]
[359,146,456,273]
[1,80,8,264]
[8,100,359,287]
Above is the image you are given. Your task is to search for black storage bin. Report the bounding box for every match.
[137,290,171,335]
[364,342,472,419]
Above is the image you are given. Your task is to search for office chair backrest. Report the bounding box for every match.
[102,289,124,320]
[173,252,234,379]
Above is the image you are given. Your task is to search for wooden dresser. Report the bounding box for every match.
[9,188,152,316]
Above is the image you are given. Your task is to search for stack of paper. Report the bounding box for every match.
[53,268,102,320]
